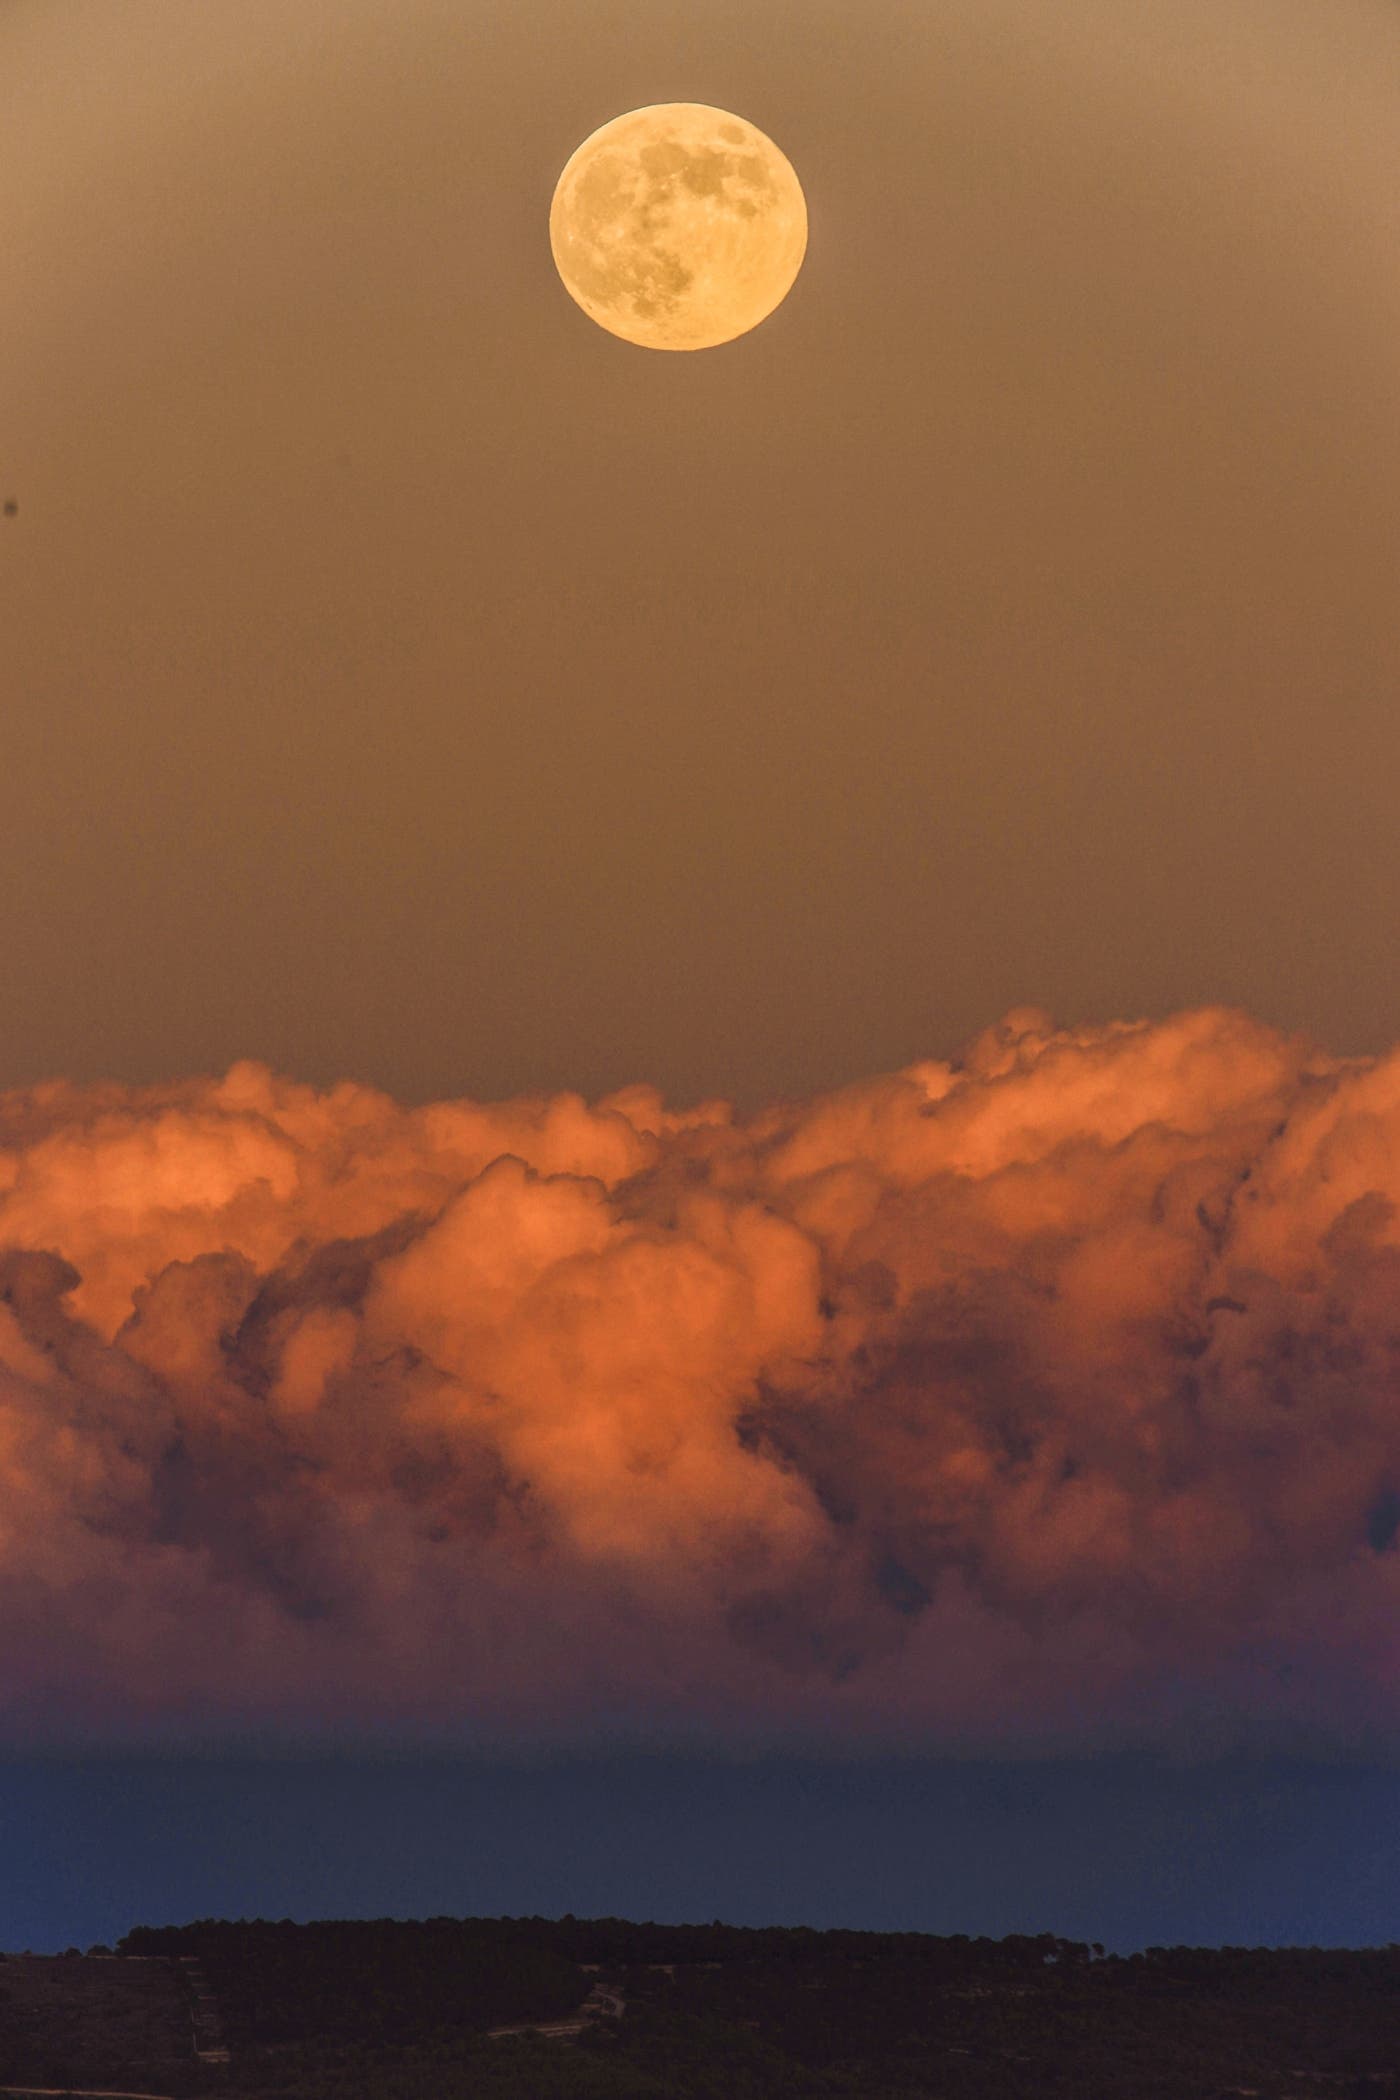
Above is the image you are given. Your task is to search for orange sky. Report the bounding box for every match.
[3,0,1399,1106]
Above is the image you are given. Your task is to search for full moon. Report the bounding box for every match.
[550,104,808,351]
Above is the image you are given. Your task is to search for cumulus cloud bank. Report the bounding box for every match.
[3,1008,1398,1754]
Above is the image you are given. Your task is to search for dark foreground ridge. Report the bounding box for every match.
[1,1918,1397,2099]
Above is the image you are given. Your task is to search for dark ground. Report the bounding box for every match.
[0,1952,202,2094]
[3,1921,1398,2100]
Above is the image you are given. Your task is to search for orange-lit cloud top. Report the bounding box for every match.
[4,1006,1399,1753]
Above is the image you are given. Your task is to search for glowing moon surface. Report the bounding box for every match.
[550,104,808,351]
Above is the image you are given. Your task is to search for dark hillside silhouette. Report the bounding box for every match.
[87,1917,1400,2099]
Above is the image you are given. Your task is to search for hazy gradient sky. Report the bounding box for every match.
[5,0,1398,1107]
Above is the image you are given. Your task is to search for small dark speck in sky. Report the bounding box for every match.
[2,499,16,516]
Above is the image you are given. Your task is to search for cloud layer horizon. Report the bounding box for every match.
[4,1007,1398,1757]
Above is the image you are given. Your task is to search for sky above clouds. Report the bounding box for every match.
[3,0,1398,1106]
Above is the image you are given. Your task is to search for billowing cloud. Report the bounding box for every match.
[3,1007,1399,1754]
